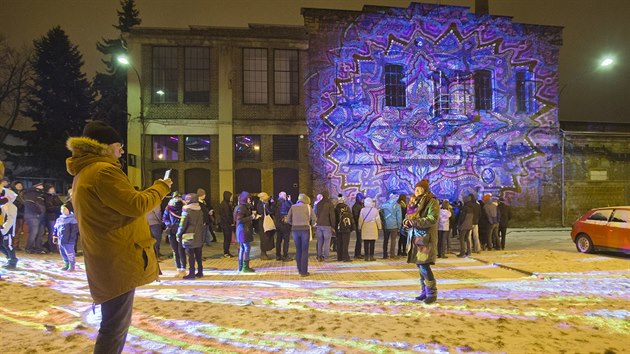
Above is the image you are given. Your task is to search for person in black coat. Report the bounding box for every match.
[352,192,365,258]
[497,198,512,250]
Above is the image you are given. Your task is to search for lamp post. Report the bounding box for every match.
[117,55,146,187]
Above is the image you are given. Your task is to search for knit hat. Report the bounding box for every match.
[258,192,270,201]
[184,193,199,204]
[196,188,206,198]
[297,193,311,204]
[83,121,122,145]
[364,197,375,208]
[415,179,430,191]
[338,193,345,204]
[482,194,492,201]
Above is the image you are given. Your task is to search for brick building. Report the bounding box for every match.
[122,24,310,207]
[302,3,564,226]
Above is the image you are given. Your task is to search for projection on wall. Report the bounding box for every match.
[305,4,562,204]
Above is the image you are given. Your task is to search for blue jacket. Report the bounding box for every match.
[53,213,79,245]
[381,196,402,230]
[234,191,254,243]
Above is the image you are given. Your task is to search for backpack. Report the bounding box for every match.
[337,206,353,232]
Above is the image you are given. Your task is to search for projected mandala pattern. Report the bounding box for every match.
[305,4,562,202]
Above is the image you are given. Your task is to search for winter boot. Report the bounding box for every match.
[241,260,255,273]
[415,278,427,301]
[183,268,196,279]
[67,262,76,272]
[61,262,69,271]
[424,280,438,304]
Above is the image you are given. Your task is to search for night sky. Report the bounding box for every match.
[1,0,628,123]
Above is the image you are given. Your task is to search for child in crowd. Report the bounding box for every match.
[53,205,79,271]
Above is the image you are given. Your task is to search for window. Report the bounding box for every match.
[274,50,299,105]
[610,209,629,223]
[432,71,450,116]
[152,135,179,161]
[152,47,178,103]
[516,70,535,113]
[273,135,299,160]
[184,47,210,103]
[587,210,612,221]
[243,48,268,104]
[474,70,493,110]
[184,135,210,161]
[234,135,261,161]
[384,64,406,107]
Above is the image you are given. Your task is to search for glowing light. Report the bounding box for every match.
[156,90,165,95]
[116,55,130,65]
[158,153,164,160]
[600,57,614,67]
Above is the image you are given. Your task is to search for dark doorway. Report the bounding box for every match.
[235,168,261,195]
[273,167,299,202]
[185,168,211,196]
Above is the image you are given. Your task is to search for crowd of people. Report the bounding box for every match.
[0,122,515,353]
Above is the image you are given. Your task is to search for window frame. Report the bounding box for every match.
[151,135,179,162]
[184,47,210,104]
[274,49,299,105]
[243,48,268,105]
[234,135,262,162]
[384,64,407,107]
[151,46,179,103]
[183,135,211,161]
[474,70,493,111]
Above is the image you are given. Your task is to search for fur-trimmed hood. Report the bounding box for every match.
[66,137,120,176]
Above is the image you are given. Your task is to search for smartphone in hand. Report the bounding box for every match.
[163,169,172,180]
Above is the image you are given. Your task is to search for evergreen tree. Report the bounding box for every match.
[23,26,93,180]
[93,0,141,144]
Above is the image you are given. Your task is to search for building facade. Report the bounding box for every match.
[122,25,310,207]
[303,3,564,226]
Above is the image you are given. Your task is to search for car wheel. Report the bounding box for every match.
[575,233,594,253]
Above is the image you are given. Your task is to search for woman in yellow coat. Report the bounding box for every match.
[66,121,171,354]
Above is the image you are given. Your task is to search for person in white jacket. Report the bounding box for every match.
[437,200,452,258]
[358,197,382,261]
[1,188,18,269]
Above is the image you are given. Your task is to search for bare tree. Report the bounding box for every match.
[0,35,32,144]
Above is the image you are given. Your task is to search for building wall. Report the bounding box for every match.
[124,27,310,207]
[563,132,630,225]
[303,3,564,226]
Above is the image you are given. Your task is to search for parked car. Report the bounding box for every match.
[571,206,630,254]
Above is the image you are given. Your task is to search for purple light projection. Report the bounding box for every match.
[304,4,562,204]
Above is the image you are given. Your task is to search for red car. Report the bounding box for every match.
[571,206,630,254]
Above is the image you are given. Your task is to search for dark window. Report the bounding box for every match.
[432,71,450,116]
[184,135,210,161]
[587,210,612,221]
[152,135,179,161]
[234,135,261,161]
[274,50,299,105]
[474,70,493,110]
[273,135,299,160]
[152,47,178,103]
[516,70,535,113]
[385,64,406,107]
[243,48,268,104]
[184,47,209,103]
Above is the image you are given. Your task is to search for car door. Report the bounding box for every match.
[583,209,613,247]
[606,208,630,251]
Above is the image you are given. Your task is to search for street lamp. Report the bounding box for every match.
[117,54,146,187]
